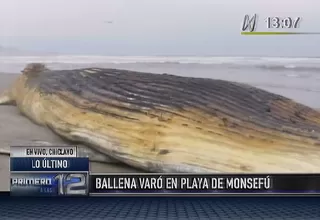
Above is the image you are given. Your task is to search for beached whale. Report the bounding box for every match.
[1,63,320,173]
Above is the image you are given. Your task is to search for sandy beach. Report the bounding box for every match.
[0,72,141,191]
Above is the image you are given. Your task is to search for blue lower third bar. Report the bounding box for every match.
[11,172,89,196]
[10,157,89,171]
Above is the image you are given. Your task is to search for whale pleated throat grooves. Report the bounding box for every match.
[1,63,320,173]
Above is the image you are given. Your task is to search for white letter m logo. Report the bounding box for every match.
[242,14,257,32]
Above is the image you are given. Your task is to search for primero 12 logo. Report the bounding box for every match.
[54,173,88,195]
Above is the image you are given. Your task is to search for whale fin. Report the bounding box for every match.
[0,90,15,105]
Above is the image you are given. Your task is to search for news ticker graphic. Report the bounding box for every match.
[10,145,89,196]
[9,145,320,196]
[10,171,320,196]
[88,174,320,195]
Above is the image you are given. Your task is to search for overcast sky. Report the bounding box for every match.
[0,0,319,56]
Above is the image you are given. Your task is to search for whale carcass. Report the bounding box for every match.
[1,63,320,173]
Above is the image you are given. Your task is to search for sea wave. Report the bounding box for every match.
[251,83,320,93]
[1,56,320,72]
[256,64,320,72]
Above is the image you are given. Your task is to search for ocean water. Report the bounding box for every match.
[1,55,320,108]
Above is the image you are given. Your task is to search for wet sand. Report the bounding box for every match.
[0,73,141,191]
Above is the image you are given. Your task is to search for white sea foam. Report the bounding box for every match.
[1,55,320,66]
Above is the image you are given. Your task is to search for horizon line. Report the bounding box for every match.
[2,54,320,59]
[241,31,320,36]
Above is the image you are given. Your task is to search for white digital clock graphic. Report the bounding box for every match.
[265,17,301,29]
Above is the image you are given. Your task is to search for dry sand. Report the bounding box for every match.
[0,73,141,191]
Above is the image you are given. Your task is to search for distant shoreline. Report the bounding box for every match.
[2,53,320,58]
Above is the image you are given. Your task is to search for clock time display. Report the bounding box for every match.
[265,17,301,29]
